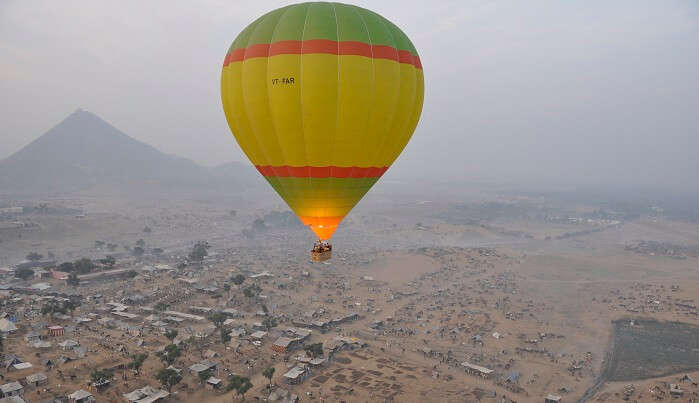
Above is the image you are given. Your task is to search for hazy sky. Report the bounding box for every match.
[1,1,698,190]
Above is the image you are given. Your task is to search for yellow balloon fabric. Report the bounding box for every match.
[221,2,424,240]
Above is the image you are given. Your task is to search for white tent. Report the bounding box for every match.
[0,318,18,334]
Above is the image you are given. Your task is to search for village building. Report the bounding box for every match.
[680,374,697,386]
[545,394,562,403]
[297,354,327,368]
[33,269,50,279]
[23,332,40,344]
[250,271,274,279]
[203,349,219,359]
[461,361,494,379]
[31,340,52,349]
[206,377,222,390]
[222,308,243,318]
[97,317,115,328]
[268,388,299,403]
[271,336,302,353]
[282,366,310,385]
[284,327,312,340]
[324,336,366,358]
[229,327,246,337]
[58,339,79,350]
[47,325,64,336]
[0,396,27,403]
[11,363,32,371]
[669,384,683,397]
[166,365,182,374]
[122,386,169,402]
[106,302,129,312]
[163,310,205,322]
[0,382,23,398]
[189,306,213,314]
[51,270,69,280]
[0,318,18,337]
[24,372,48,388]
[68,389,95,403]
[188,361,218,376]
[112,311,140,320]
[3,356,23,371]
[249,330,267,341]
[144,314,160,322]
[30,282,51,291]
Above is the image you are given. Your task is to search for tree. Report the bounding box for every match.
[58,262,74,272]
[132,247,145,257]
[67,272,80,287]
[154,302,169,312]
[155,368,182,392]
[262,316,278,331]
[94,240,105,248]
[41,299,79,315]
[143,226,152,233]
[73,258,95,274]
[164,329,178,342]
[128,353,148,375]
[126,270,138,278]
[15,267,34,280]
[237,377,253,401]
[106,243,118,252]
[90,368,113,384]
[227,375,253,401]
[152,247,163,256]
[262,367,275,389]
[26,252,43,262]
[63,299,78,314]
[261,304,269,314]
[99,255,116,267]
[156,344,182,367]
[252,218,267,231]
[136,239,146,247]
[198,368,213,384]
[208,312,227,328]
[220,327,231,344]
[0,337,3,353]
[304,342,324,358]
[243,284,261,299]
[223,283,231,293]
[188,241,210,263]
[41,300,63,315]
[231,274,245,286]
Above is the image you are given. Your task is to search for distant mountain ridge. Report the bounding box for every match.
[0,109,257,194]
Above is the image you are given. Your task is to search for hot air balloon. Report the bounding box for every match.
[221,2,424,261]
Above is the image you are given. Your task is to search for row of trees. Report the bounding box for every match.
[93,240,119,251]
[58,258,96,274]
[40,299,79,316]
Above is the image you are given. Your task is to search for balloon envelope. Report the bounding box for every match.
[221,2,424,240]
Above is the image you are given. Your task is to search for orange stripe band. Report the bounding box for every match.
[224,40,422,69]
[255,165,388,178]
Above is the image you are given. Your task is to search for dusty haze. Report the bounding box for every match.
[1,0,698,191]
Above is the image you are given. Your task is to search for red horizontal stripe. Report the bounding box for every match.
[223,40,421,69]
[244,43,270,59]
[338,41,373,58]
[256,165,388,178]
